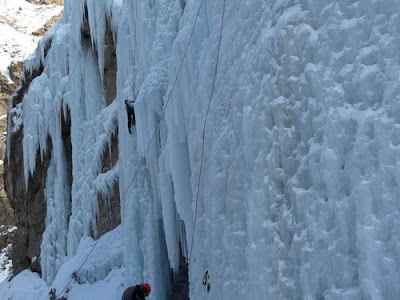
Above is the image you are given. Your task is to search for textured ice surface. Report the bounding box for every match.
[2,0,400,299]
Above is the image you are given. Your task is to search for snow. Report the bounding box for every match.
[0,226,125,300]
[0,226,16,282]
[2,0,400,299]
[0,0,63,80]
[0,244,12,283]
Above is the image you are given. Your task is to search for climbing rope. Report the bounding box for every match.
[119,0,207,213]
[53,4,110,299]
[57,0,207,298]
[179,0,227,299]
[133,0,138,92]
[189,0,227,264]
[22,0,224,297]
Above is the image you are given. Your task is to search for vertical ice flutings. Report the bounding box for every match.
[4,0,400,299]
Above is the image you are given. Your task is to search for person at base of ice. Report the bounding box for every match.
[122,283,151,300]
[125,99,136,134]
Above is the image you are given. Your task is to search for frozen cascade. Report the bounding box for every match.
[1,0,400,299]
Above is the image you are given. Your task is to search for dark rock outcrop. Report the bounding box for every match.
[0,74,16,95]
[7,62,23,85]
[25,0,64,5]
[97,19,120,234]
[5,131,52,276]
[32,12,63,36]
[98,132,120,235]
[0,62,23,257]
[3,61,49,276]
[104,20,117,106]
[4,5,121,278]
[82,13,120,235]
[1,1,65,278]
[170,256,189,300]
[61,106,72,197]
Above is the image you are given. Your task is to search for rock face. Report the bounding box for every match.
[7,62,24,85]
[32,12,63,36]
[103,19,117,106]
[98,132,120,235]
[4,62,51,275]
[0,49,23,280]
[96,20,120,235]
[1,0,63,277]
[4,10,120,277]
[0,63,22,249]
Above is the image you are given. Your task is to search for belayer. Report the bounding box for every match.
[122,283,151,300]
[125,99,136,134]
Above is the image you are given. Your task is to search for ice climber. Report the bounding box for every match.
[125,99,136,134]
[122,283,151,300]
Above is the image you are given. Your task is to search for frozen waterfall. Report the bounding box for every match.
[2,0,400,299]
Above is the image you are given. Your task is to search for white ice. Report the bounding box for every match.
[2,0,400,299]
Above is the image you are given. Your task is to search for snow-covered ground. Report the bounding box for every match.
[0,244,12,283]
[2,0,400,299]
[0,226,16,282]
[0,226,125,299]
[0,0,63,80]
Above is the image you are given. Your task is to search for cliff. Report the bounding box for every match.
[0,0,63,278]
[2,0,400,299]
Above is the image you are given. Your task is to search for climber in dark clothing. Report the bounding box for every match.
[122,283,151,300]
[125,99,136,134]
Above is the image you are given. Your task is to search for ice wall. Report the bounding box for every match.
[4,0,400,299]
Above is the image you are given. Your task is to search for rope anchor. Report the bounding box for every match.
[202,270,211,292]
